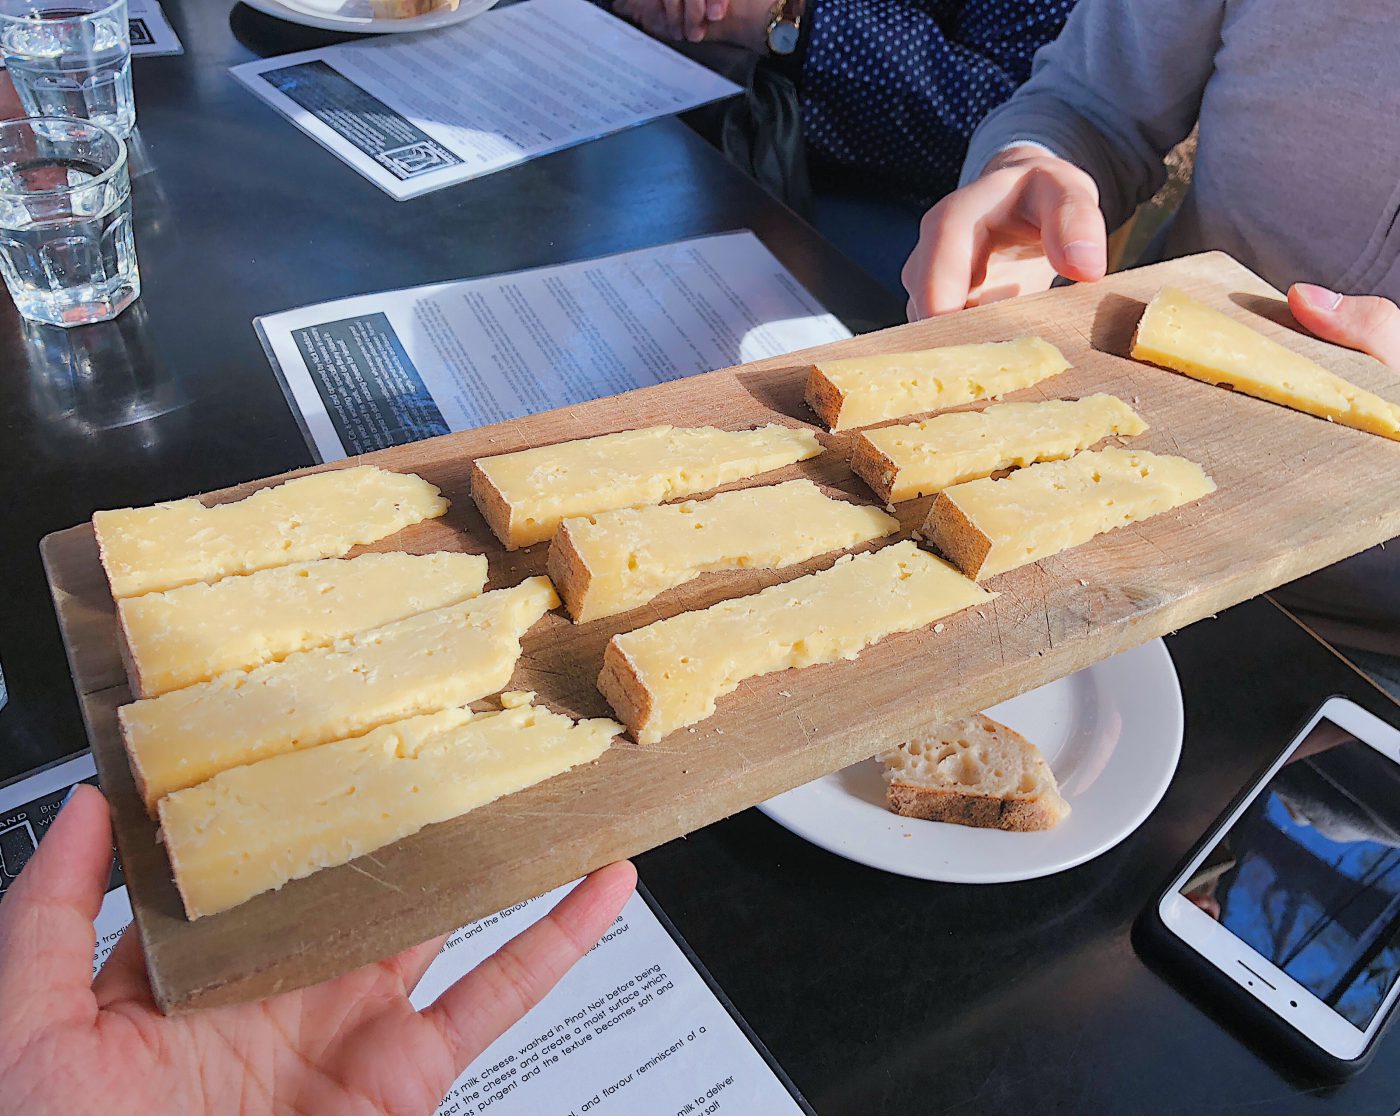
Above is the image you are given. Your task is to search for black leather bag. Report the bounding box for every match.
[681,42,813,219]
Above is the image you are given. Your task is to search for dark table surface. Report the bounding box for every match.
[0,3,1396,1114]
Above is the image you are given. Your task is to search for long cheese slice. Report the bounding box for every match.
[118,552,490,699]
[598,541,992,744]
[924,447,1216,580]
[94,466,449,599]
[120,576,558,813]
[159,702,619,919]
[804,337,1070,431]
[548,480,899,623]
[1132,287,1400,440]
[851,395,1147,502]
[471,424,823,549]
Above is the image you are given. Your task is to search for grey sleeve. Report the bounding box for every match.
[960,0,1226,230]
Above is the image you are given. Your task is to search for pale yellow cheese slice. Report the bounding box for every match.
[598,541,992,744]
[94,466,449,599]
[1132,287,1400,440]
[118,552,490,699]
[160,702,619,919]
[471,424,823,549]
[548,479,899,623]
[852,395,1147,503]
[120,576,558,813]
[805,337,1070,431]
[924,447,1216,580]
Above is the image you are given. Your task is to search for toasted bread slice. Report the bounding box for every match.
[370,0,459,18]
[880,714,1070,831]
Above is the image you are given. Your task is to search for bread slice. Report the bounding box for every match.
[880,714,1070,831]
[370,0,459,17]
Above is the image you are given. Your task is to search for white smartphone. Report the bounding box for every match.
[1154,695,1400,1068]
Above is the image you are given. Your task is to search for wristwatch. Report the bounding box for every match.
[765,0,803,55]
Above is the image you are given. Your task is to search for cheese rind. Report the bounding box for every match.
[159,703,619,919]
[805,337,1070,431]
[548,480,900,622]
[851,395,1147,503]
[471,424,823,549]
[118,552,490,698]
[924,447,1216,580]
[598,541,992,744]
[94,466,449,599]
[120,576,558,813]
[1131,287,1400,440]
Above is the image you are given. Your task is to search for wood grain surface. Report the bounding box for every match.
[40,253,1400,1012]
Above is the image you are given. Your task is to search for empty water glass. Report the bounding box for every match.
[0,0,135,138]
[0,117,139,327]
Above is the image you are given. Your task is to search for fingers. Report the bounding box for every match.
[660,0,683,39]
[1288,284,1400,369]
[705,0,727,18]
[1019,164,1106,284]
[0,785,112,1020]
[92,925,153,1009]
[683,0,707,40]
[384,933,451,996]
[903,155,1105,321]
[903,174,1003,319]
[421,862,638,1067]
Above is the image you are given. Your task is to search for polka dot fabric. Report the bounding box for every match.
[799,0,1076,205]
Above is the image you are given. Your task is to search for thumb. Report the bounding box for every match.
[0,784,113,1023]
[1288,283,1400,369]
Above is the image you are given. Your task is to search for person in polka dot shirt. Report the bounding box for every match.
[613,0,1077,208]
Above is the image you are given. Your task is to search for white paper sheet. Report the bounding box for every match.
[128,0,182,57]
[0,754,131,975]
[0,0,182,66]
[257,230,851,461]
[0,757,808,1116]
[230,0,740,199]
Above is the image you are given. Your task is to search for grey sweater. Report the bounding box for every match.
[959,0,1400,655]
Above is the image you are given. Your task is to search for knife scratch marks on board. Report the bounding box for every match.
[346,861,406,896]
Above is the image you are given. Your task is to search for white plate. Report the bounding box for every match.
[758,639,1184,883]
[241,0,500,34]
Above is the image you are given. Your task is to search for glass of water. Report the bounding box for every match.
[0,117,139,326]
[0,0,135,138]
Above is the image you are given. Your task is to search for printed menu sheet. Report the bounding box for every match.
[230,0,740,199]
[0,757,810,1116]
[0,0,182,64]
[128,0,182,56]
[257,231,851,462]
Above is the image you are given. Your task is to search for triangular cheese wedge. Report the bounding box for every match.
[1131,288,1400,441]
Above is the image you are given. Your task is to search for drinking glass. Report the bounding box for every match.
[0,0,135,138]
[0,117,139,327]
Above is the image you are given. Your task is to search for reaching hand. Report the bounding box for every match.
[0,785,637,1116]
[1288,284,1400,369]
[613,0,772,51]
[903,145,1108,320]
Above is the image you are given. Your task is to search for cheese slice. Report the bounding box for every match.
[598,541,992,744]
[805,337,1070,431]
[851,394,1147,502]
[471,424,823,549]
[548,479,900,622]
[118,552,490,698]
[120,576,558,813]
[924,447,1216,580]
[94,466,449,599]
[160,702,619,919]
[1132,287,1400,440]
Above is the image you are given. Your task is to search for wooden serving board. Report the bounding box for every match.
[41,253,1400,1012]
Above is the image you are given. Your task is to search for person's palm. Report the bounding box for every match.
[1,786,636,1116]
